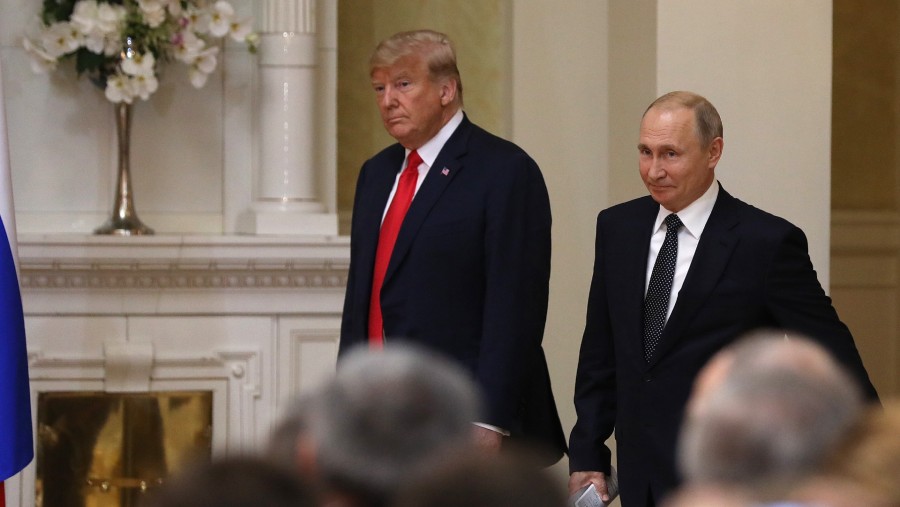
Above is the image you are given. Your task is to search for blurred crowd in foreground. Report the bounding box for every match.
[134,331,898,507]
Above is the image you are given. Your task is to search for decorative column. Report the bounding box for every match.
[240,0,338,235]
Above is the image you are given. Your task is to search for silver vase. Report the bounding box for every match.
[94,102,154,235]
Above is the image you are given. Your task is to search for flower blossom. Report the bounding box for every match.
[71,0,123,35]
[188,46,219,88]
[131,73,159,100]
[71,1,126,55]
[183,6,212,35]
[228,17,253,42]
[165,0,183,18]
[104,71,158,103]
[138,0,167,28]
[22,38,58,74]
[104,72,134,103]
[25,0,256,103]
[208,1,235,38]
[41,22,82,59]
[172,30,206,64]
[122,52,156,77]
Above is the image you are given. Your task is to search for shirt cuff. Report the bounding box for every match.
[473,422,510,436]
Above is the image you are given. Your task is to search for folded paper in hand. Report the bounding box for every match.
[569,467,619,507]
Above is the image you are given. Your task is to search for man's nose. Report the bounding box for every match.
[380,88,397,108]
[647,157,665,179]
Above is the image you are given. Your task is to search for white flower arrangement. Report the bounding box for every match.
[23,0,257,104]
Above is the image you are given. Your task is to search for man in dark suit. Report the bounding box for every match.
[567,91,878,506]
[339,29,565,463]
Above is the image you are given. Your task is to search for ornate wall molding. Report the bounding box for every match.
[21,263,347,291]
[17,234,350,292]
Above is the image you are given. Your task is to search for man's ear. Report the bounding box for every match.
[440,79,458,106]
[707,137,724,168]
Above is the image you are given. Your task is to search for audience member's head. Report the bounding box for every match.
[304,344,481,507]
[687,329,858,416]
[790,400,900,507]
[660,484,751,507]
[392,450,566,507]
[266,391,316,472]
[678,330,864,500]
[139,456,317,507]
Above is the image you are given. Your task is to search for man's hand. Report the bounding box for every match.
[568,471,611,503]
[472,425,503,452]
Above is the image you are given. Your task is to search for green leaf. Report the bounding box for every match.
[74,49,108,75]
[42,0,76,24]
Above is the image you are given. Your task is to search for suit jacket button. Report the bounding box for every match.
[643,375,653,383]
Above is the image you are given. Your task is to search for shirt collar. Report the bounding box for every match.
[652,180,720,239]
[405,109,464,168]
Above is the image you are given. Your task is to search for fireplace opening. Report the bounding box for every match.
[36,391,213,507]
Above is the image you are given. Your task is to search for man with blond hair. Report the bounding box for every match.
[339,30,565,463]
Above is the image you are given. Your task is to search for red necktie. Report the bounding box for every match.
[368,150,423,348]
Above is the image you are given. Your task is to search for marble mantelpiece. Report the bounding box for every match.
[10,234,349,507]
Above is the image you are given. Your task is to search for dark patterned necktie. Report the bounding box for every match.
[643,213,683,362]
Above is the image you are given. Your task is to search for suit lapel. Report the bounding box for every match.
[356,145,406,279]
[649,186,741,367]
[382,117,472,285]
[619,199,660,373]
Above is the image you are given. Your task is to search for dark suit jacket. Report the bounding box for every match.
[569,186,878,505]
[340,115,566,463]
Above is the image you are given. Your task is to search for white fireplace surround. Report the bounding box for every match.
[1,1,349,504]
[11,233,349,507]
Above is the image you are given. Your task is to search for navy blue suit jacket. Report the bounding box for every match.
[340,116,566,462]
[569,186,878,505]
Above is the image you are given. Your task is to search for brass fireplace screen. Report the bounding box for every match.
[36,391,213,507]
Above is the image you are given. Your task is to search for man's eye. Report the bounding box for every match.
[398,80,411,88]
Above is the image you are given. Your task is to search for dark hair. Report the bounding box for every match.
[393,451,566,507]
[140,457,317,507]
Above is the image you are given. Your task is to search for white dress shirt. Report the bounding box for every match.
[645,180,720,321]
[381,109,464,221]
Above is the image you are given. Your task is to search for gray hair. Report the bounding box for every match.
[644,91,723,147]
[265,392,315,472]
[678,332,864,499]
[309,344,480,505]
